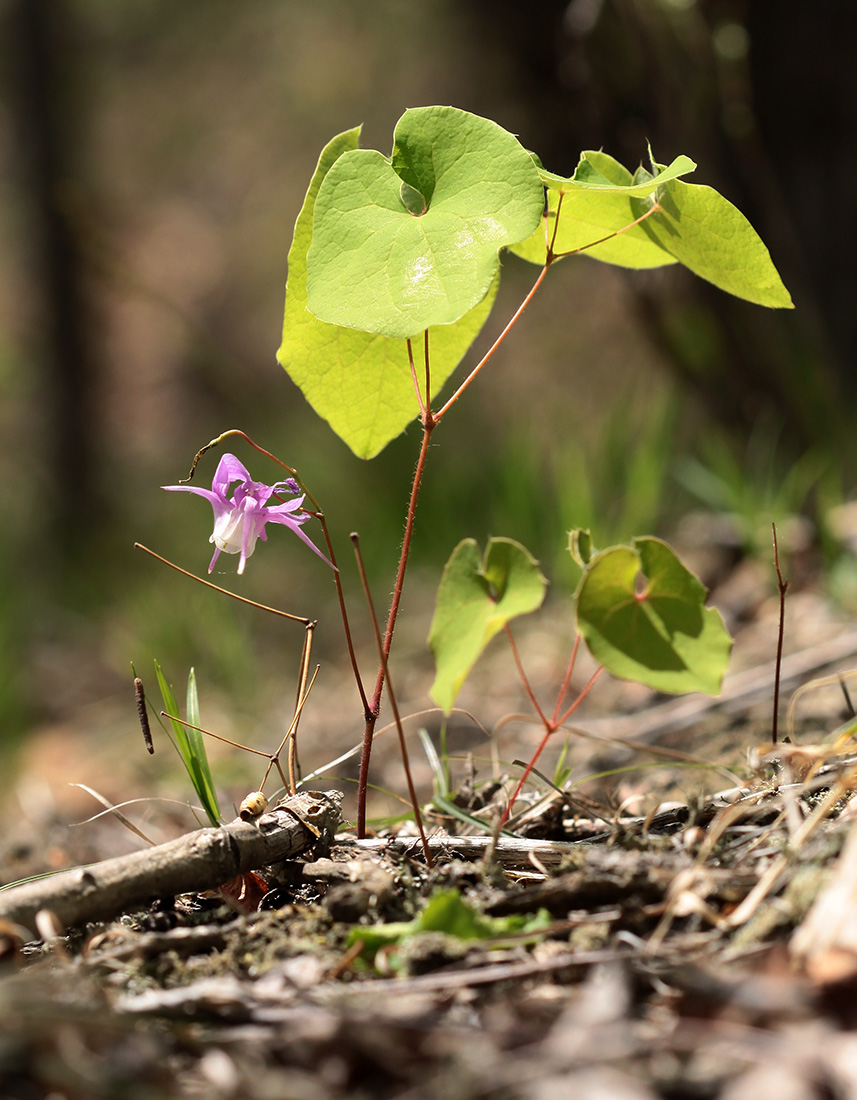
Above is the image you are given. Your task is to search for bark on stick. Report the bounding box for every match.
[0,791,341,938]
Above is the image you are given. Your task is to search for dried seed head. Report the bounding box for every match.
[134,677,154,754]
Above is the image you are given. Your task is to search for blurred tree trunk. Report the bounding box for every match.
[462,0,852,467]
[746,3,857,403]
[8,0,103,567]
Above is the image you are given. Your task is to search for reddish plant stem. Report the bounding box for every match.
[356,416,436,835]
[499,727,552,831]
[503,624,550,727]
[498,664,603,830]
[351,534,433,866]
[434,264,550,422]
[552,633,582,725]
[551,200,662,260]
[181,428,309,497]
[434,200,661,424]
[406,337,426,419]
[423,329,432,409]
[555,665,603,728]
[315,514,371,719]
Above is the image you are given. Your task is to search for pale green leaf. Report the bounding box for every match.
[347,888,553,964]
[306,106,544,338]
[575,537,732,695]
[278,127,497,459]
[429,538,547,714]
[639,173,794,308]
[540,150,696,195]
[512,151,681,269]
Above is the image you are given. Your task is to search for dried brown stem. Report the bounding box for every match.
[771,522,789,744]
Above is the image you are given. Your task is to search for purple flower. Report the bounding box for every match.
[163,453,333,574]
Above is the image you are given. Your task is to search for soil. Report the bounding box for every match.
[5,552,857,1098]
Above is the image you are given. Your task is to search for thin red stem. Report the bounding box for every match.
[498,663,604,829]
[423,329,431,410]
[556,666,604,728]
[356,417,436,835]
[551,633,581,725]
[504,624,550,727]
[406,337,426,419]
[315,515,371,719]
[551,200,662,260]
[434,263,550,422]
[498,728,552,830]
[352,534,433,866]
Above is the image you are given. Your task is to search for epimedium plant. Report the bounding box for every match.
[155,105,792,842]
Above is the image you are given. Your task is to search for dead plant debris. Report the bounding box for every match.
[6,595,857,1097]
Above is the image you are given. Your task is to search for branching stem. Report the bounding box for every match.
[434,263,550,421]
[552,633,581,725]
[352,534,433,865]
[504,624,550,727]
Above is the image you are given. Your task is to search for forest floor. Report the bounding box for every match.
[5,538,857,1099]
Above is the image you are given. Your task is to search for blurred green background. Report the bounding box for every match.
[2,0,855,790]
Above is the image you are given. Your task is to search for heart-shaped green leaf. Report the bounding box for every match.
[429,537,548,714]
[278,127,497,459]
[305,106,544,339]
[576,536,731,695]
[638,169,794,308]
[511,151,684,269]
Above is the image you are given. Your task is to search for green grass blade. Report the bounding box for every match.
[153,661,221,827]
[417,727,449,797]
[185,669,221,826]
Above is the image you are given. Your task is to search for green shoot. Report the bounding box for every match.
[154,661,221,827]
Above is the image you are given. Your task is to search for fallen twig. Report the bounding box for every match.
[0,791,341,938]
[333,833,610,870]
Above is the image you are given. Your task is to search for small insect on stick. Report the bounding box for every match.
[134,677,155,754]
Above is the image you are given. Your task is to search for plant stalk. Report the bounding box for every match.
[356,416,435,835]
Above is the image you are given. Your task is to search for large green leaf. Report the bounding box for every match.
[575,537,732,695]
[514,149,793,308]
[305,106,544,338]
[429,537,547,714]
[278,127,497,459]
[638,169,794,308]
[511,151,683,269]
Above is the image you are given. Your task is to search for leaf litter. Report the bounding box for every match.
[5,571,857,1097]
